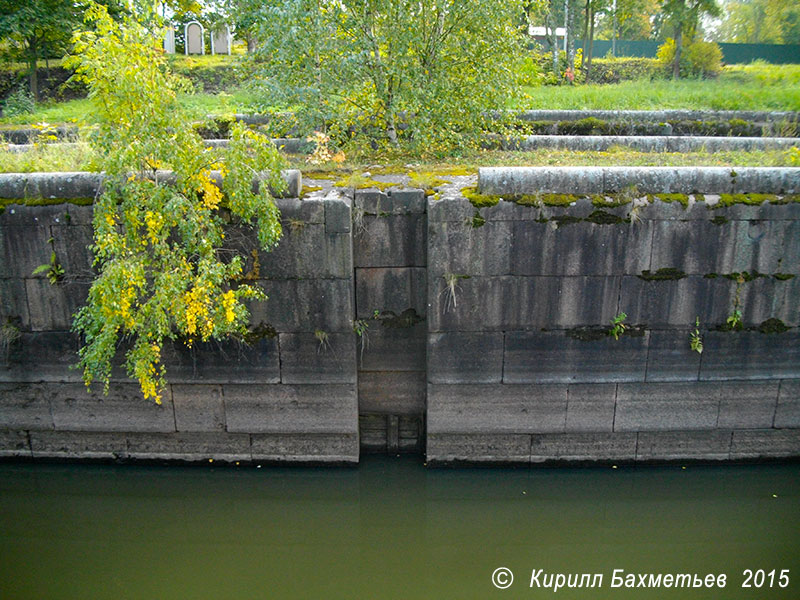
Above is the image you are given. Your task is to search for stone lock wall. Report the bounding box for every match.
[2,167,800,465]
[1,191,360,464]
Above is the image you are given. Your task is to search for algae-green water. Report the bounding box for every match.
[1,458,798,599]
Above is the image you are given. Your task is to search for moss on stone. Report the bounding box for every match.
[461,185,499,207]
[704,273,718,279]
[652,193,690,208]
[591,194,631,207]
[585,209,627,225]
[723,271,766,282]
[774,273,796,281]
[710,215,729,225]
[639,267,687,281]
[566,327,608,342]
[552,215,583,227]
[717,193,778,207]
[757,318,789,334]
[470,211,486,228]
[301,185,323,197]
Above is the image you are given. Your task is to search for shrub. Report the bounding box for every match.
[657,38,723,79]
[584,57,663,84]
[2,86,35,117]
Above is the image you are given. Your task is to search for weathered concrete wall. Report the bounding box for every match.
[0,191,359,464]
[2,168,800,466]
[353,189,427,454]
[426,189,800,464]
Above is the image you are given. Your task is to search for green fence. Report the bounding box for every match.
[567,40,800,64]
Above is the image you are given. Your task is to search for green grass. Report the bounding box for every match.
[517,64,800,111]
[1,144,796,175]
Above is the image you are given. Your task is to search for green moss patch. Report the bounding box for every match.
[710,215,729,226]
[774,273,796,281]
[470,211,486,228]
[461,185,500,207]
[722,271,766,282]
[717,193,778,207]
[639,267,687,281]
[651,193,690,208]
[585,209,627,225]
[757,318,789,334]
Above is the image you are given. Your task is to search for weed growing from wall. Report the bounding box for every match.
[68,4,286,403]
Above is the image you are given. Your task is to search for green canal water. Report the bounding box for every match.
[1,457,798,599]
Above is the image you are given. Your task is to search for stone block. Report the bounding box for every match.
[427,332,504,383]
[565,384,617,432]
[0,278,29,332]
[25,279,90,332]
[730,429,800,459]
[603,167,696,194]
[50,225,94,278]
[1,331,83,382]
[258,224,351,279]
[0,203,83,227]
[636,430,733,461]
[250,432,358,463]
[0,225,52,279]
[279,332,356,384]
[356,267,426,318]
[427,383,567,434]
[162,337,281,384]
[479,166,604,195]
[358,371,425,415]
[510,220,653,276]
[387,189,427,213]
[172,384,226,432]
[324,194,352,234]
[275,197,325,223]
[718,385,778,429]
[530,432,637,462]
[357,322,426,372]
[429,276,622,332]
[354,213,426,268]
[223,383,357,434]
[0,429,31,457]
[427,220,512,277]
[428,196,477,223]
[620,276,731,328]
[248,279,354,333]
[650,220,798,275]
[426,432,531,465]
[739,277,800,327]
[700,332,800,381]
[0,382,55,429]
[503,331,648,384]
[126,431,252,462]
[614,382,721,431]
[503,331,648,383]
[29,430,126,460]
[49,383,176,432]
[775,380,800,428]
[645,330,701,382]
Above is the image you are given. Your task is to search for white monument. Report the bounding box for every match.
[185,21,205,55]
[163,27,175,54]
[211,25,231,55]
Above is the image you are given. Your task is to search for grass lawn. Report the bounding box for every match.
[517,64,800,111]
[2,63,799,127]
[1,141,796,174]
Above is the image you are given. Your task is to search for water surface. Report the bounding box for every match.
[1,457,798,599]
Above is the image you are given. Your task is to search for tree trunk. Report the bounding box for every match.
[27,38,39,102]
[566,0,576,70]
[581,0,589,69]
[672,27,682,79]
[585,6,595,80]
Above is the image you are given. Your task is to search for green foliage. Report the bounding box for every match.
[2,87,35,117]
[252,0,525,155]
[657,38,722,78]
[609,312,628,340]
[67,4,286,404]
[32,237,65,284]
[583,57,663,84]
[689,317,703,354]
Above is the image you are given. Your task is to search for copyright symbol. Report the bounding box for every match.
[492,567,514,589]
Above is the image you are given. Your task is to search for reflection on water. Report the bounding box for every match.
[1,457,798,599]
